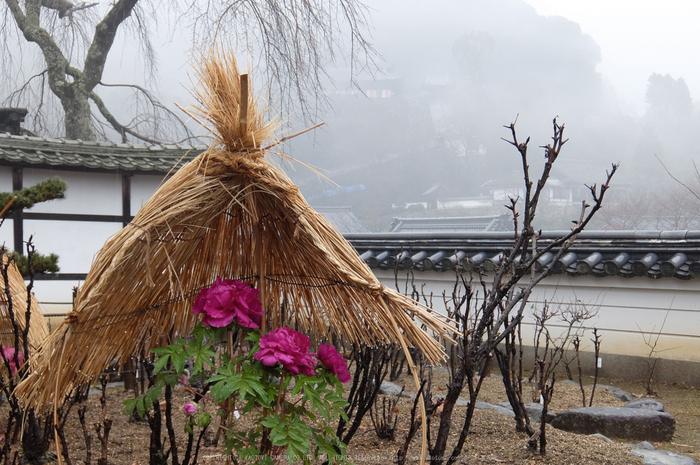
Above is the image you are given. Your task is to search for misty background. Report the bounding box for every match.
[6,0,700,232]
[282,0,700,231]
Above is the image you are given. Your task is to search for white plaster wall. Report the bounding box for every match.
[0,218,13,249]
[31,280,75,315]
[377,269,700,364]
[23,219,122,274]
[23,219,122,307]
[0,169,170,316]
[24,169,122,215]
[0,166,12,191]
[131,174,168,213]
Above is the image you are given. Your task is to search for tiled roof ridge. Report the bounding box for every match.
[345,230,700,279]
[345,230,700,241]
[392,214,508,221]
[0,132,208,173]
[0,131,208,152]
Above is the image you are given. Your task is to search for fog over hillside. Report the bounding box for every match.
[282,0,700,231]
[3,0,698,232]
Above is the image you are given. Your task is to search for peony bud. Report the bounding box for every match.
[183,402,197,415]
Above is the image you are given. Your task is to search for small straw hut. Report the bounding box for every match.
[15,50,456,411]
[0,255,50,355]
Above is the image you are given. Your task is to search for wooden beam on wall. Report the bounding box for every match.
[12,167,22,253]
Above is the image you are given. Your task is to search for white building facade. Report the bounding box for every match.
[0,133,204,320]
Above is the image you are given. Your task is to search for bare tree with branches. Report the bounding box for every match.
[415,118,617,465]
[1,0,377,142]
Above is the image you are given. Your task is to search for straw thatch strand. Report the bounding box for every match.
[0,255,50,353]
[14,50,457,409]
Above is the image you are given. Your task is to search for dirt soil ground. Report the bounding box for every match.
[2,370,697,464]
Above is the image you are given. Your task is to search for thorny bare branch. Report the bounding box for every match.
[471,119,617,358]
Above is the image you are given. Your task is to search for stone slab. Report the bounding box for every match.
[551,406,675,442]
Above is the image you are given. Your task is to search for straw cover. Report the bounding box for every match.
[0,255,50,355]
[15,50,456,409]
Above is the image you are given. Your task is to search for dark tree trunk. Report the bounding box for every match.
[429,366,466,465]
[21,410,49,465]
[148,401,168,465]
[495,346,534,435]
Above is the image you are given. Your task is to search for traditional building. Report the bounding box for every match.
[0,131,205,319]
[347,230,700,384]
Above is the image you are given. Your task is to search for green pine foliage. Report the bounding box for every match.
[6,251,60,277]
[0,177,67,217]
[0,176,66,277]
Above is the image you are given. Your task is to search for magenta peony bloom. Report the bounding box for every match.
[254,327,316,376]
[315,344,351,383]
[0,346,24,376]
[183,402,197,415]
[192,277,264,328]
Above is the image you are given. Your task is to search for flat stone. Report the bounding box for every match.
[496,402,556,423]
[590,433,613,443]
[636,441,657,451]
[379,381,415,399]
[526,402,557,423]
[560,379,579,386]
[631,449,698,465]
[475,401,514,416]
[431,395,513,412]
[599,384,637,402]
[551,406,675,442]
[625,399,667,412]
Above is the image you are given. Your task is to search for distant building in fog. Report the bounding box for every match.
[390,215,511,233]
[481,169,587,204]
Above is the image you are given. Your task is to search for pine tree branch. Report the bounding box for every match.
[0,177,67,217]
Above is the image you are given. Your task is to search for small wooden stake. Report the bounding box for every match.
[54,336,67,465]
[239,74,249,133]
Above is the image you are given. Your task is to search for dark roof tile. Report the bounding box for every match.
[0,133,206,173]
[345,230,700,280]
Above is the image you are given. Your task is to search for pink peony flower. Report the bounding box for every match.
[192,277,264,328]
[183,402,197,415]
[254,327,316,376]
[0,346,24,376]
[316,344,351,383]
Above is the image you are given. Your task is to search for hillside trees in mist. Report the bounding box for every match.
[290,0,630,230]
[636,73,698,172]
[289,85,442,230]
[288,0,698,232]
[646,73,694,121]
[592,180,700,231]
[1,0,376,142]
[444,7,609,194]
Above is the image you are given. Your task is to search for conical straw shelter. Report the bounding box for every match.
[0,255,50,356]
[15,50,456,410]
